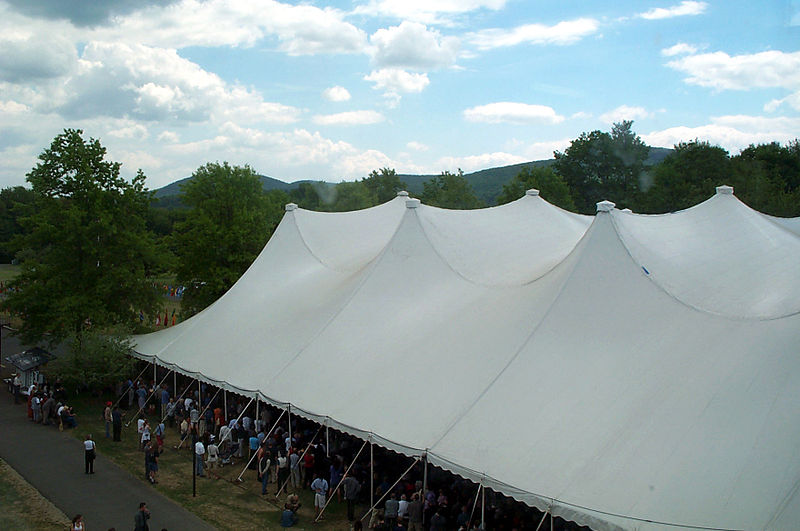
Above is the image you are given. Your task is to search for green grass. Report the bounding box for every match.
[0,264,20,282]
[66,395,355,530]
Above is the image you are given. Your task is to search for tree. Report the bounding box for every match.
[362,168,407,204]
[553,121,649,213]
[324,181,375,212]
[496,165,575,211]
[3,129,162,344]
[173,162,273,316]
[421,170,483,209]
[730,141,800,217]
[0,186,35,263]
[642,141,730,213]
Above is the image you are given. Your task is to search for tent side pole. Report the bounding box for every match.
[256,400,259,432]
[113,361,150,409]
[173,371,176,396]
[481,480,485,529]
[224,390,227,425]
[276,424,322,498]
[370,438,374,521]
[359,456,421,522]
[217,396,255,447]
[176,386,221,449]
[288,404,292,447]
[422,451,428,527]
[153,362,157,384]
[535,507,550,531]
[326,424,330,457]
[315,438,369,521]
[124,368,172,427]
[467,480,482,529]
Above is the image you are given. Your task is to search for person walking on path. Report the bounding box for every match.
[70,513,85,531]
[134,502,150,531]
[84,434,96,474]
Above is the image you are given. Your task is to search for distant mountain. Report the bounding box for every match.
[152,147,674,208]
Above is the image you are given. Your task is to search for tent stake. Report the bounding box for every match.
[315,438,369,521]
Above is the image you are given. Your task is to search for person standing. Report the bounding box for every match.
[70,514,85,531]
[112,406,123,441]
[310,472,329,520]
[84,434,96,474]
[134,502,150,531]
[104,401,113,438]
[12,373,21,403]
[194,434,206,477]
[342,473,361,521]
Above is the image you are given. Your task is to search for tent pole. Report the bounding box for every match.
[535,507,549,531]
[551,500,554,531]
[326,424,330,457]
[370,438,374,522]
[256,400,260,432]
[359,457,421,523]
[224,390,227,426]
[288,404,292,448]
[234,403,285,482]
[176,386,221,450]
[157,372,190,427]
[276,424,322,498]
[112,362,150,409]
[217,396,255,447]
[422,451,428,527]
[153,362,157,385]
[481,480,485,529]
[467,480,482,530]
[124,368,172,427]
[315,438,368,521]
[173,371,176,396]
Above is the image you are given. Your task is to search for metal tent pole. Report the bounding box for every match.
[176,387,221,450]
[276,424,322,498]
[124,369,172,427]
[112,362,150,409]
[315,439,369,522]
[235,408,285,482]
[359,457,421,523]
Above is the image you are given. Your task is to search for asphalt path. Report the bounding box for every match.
[0,327,216,531]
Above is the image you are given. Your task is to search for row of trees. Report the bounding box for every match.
[1,127,797,389]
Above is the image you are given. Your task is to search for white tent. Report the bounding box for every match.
[133,187,800,530]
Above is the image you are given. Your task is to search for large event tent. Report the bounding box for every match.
[132,186,800,530]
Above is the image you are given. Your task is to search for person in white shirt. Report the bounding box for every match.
[194,438,206,477]
[206,436,219,469]
[84,434,96,474]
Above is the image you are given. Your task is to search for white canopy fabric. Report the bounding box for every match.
[132,187,800,530]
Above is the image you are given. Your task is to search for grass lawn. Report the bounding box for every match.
[0,458,71,530]
[66,395,355,530]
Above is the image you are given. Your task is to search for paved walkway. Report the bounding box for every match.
[0,327,216,531]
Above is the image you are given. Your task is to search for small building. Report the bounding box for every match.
[5,347,51,391]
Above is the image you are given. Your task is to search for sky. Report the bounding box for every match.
[0,0,798,190]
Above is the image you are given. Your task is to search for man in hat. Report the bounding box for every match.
[104,401,113,438]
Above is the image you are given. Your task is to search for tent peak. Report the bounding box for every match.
[596,200,615,213]
[397,190,409,197]
[716,185,734,195]
[406,198,420,209]
[285,203,298,211]
[526,189,540,196]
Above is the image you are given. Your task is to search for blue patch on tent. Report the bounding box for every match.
[642,266,650,275]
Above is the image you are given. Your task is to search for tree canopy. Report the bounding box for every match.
[3,129,162,343]
[553,120,649,213]
[496,165,575,211]
[172,162,276,316]
[421,170,483,209]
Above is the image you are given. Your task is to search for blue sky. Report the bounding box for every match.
[0,0,798,190]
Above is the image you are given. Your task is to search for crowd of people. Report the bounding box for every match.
[10,370,584,530]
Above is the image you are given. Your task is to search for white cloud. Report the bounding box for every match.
[463,102,564,125]
[369,21,460,70]
[93,0,367,56]
[435,151,527,173]
[107,123,149,140]
[407,141,429,151]
[0,34,78,83]
[354,0,506,25]
[364,68,430,102]
[639,1,708,20]
[158,131,180,143]
[667,50,800,91]
[468,18,599,50]
[0,100,29,113]
[323,86,351,102]
[313,110,385,126]
[599,105,653,124]
[524,139,572,160]
[661,42,698,56]
[765,92,800,112]
[57,42,300,125]
[643,115,800,153]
